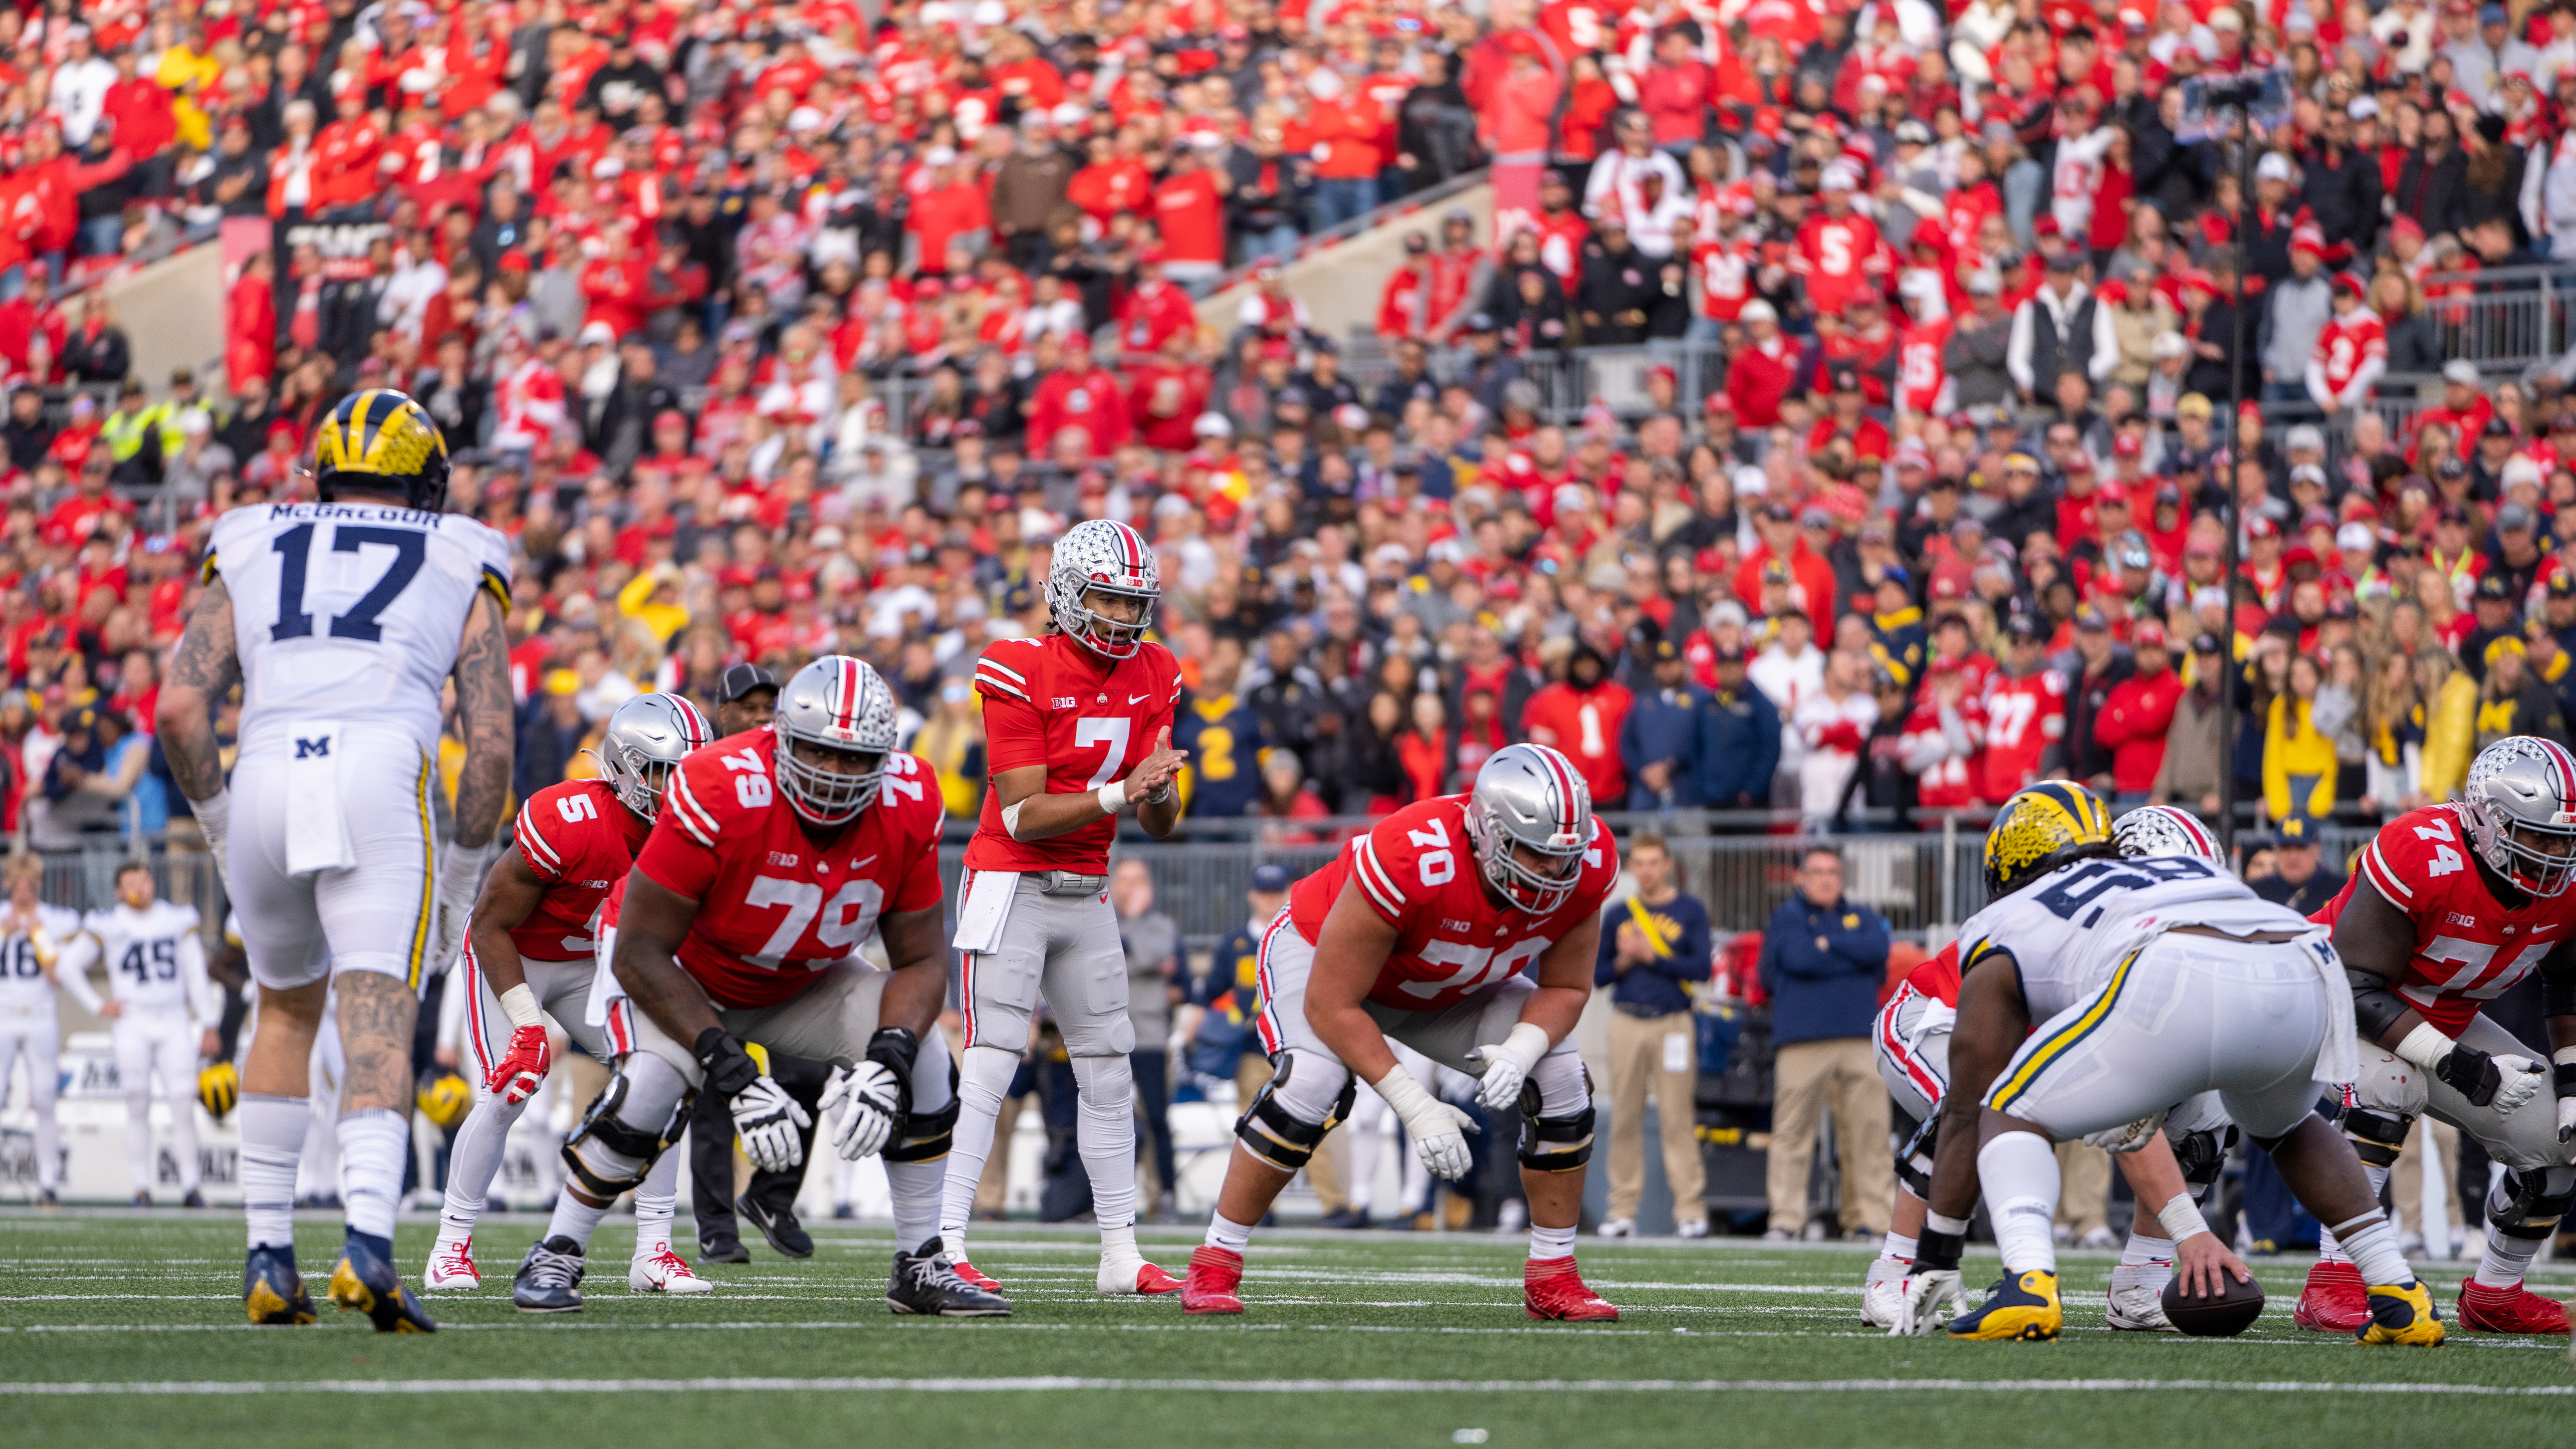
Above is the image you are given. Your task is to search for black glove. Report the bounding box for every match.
[865,1026,920,1127]
[695,1027,760,1098]
[2433,1043,2501,1107]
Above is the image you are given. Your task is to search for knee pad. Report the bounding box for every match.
[560,1067,695,1199]
[2485,1167,2576,1241]
[1516,1064,1597,1174]
[2172,1125,2237,1198]
[2337,1106,2410,1170]
[1234,1052,1355,1173]
[885,1059,962,1164]
[1896,1111,1939,1199]
[1070,1053,1132,1111]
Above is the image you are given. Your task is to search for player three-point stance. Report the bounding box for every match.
[158,390,516,1332]
[2293,735,2576,1336]
[938,518,1188,1301]
[539,656,998,1316]
[0,853,87,1206]
[1893,782,2443,1345]
[1180,744,1624,1321]
[64,864,217,1206]
[1862,805,2241,1332]
[427,693,713,1296]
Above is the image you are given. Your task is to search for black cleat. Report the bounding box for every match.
[131,1191,151,1208]
[244,1243,317,1325]
[696,1235,751,1265]
[736,1193,814,1258]
[888,1237,1012,1317]
[328,1234,438,1333]
[1314,1208,1374,1230]
[512,1235,587,1314]
[182,1189,207,1208]
[36,1188,57,1208]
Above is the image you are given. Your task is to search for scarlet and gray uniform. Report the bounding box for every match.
[458,779,642,1076]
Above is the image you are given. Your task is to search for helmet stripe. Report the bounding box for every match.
[2545,738,2576,801]
[835,658,860,732]
[1537,746,1579,831]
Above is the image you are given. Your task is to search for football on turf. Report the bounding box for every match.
[2161,1272,2266,1336]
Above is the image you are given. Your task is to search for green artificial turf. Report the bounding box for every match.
[1,1212,2571,1448]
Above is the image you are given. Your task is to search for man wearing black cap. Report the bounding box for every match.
[1577,215,1655,345]
[2462,573,2522,684]
[2006,245,2099,404]
[2253,816,2345,915]
[1699,642,1781,815]
[2065,607,2133,794]
[1619,638,1712,810]
[713,662,779,735]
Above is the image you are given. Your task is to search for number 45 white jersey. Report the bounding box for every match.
[207,501,511,757]
[78,901,211,1022]
[1956,855,2314,1024]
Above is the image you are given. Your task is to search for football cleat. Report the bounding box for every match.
[735,1194,814,1259]
[182,1190,207,1208]
[512,1235,587,1314]
[1948,1270,2062,1341]
[2358,1280,2447,1345]
[2292,1258,2370,1332]
[2455,1280,2570,1334]
[422,1237,481,1291]
[1181,1245,1246,1315]
[2106,1282,2177,1332]
[887,1238,1011,1317]
[1860,1257,1911,1328]
[1100,1253,1182,1294]
[243,1243,317,1326]
[36,1187,58,1208]
[630,1245,714,1295]
[329,1236,438,1333]
[1597,1217,1636,1239]
[1524,1257,1619,1321]
[951,1255,1003,1292]
[131,1191,150,1207]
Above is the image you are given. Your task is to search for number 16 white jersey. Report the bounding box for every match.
[1956,856,2314,1023]
[207,501,511,757]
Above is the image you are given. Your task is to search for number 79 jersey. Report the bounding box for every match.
[635,728,945,1009]
[1284,796,1620,1012]
[1955,855,2311,1024]
[964,632,1181,875]
[207,501,513,756]
[2312,803,2576,1035]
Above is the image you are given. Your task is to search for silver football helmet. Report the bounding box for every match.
[2461,735,2576,897]
[595,692,714,820]
[773,655,900,827]
[2112,804,2223,866]
[1047,517,1159,660]
[1462,743,1592,915]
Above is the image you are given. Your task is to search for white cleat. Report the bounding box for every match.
[2106,1280,2177,1331]
[422,1237,482,1292]
[1860,1256,1911,1328]
[630,1246,714,1295]
[1596,1217,1635,1238]
[1098,1253,1182,1295]
[2077,1226,2121,1250]
[1674,1218,1710,1239]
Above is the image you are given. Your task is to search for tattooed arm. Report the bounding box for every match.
[449,590,514,850]
[153,576,239,803]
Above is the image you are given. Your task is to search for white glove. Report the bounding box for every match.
[2558,1095,2576,1144]
[2082,1109,2168,1154]
[428,841,489,976]
[1374,1063,1480,1182]
[193,789,233,899]
[1890,1268,1966,1337]
[2491,1053,2550,1114]
[819,1061,902,1161]
[1464,1022,1552,1113]
[729,1073,811,1173]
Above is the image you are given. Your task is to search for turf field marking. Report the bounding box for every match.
[5,1376,2575,1397]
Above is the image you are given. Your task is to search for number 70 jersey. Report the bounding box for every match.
[1285,795,1620,1011]
[208,501,512,756]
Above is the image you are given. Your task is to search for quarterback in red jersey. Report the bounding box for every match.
[429,693,712,1297]
[1179,744,1625,1322]
[938,517,1188,1302]
[544,656,998,1318]
[2294,736,2576,1336]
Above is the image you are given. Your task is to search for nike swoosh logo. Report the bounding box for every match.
[1129,694,1151,705]
[852,855,878,871]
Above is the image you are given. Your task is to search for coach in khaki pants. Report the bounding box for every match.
[1594,835,1711,1237]
[1756,845,1893,1241]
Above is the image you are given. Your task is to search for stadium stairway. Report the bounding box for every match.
[1193,170,1492,344]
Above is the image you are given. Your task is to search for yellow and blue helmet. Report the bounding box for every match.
[197,1060,239,1120]
[414,1070,472,1133]
[311,388,451,510]
[1982,780,2116,896]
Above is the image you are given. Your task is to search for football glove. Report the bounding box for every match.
[2558,1059,2576,1143]
[2081,1110,2168,1155]
[2432,1043,2547,1112]
[820,1061,903,1161]
[486,1025,551,1106]
[1464,1022,1552,1113]
[1890,1267,1966,1337]
[1374,1063,1479,1182]
[729,1073,811,1173]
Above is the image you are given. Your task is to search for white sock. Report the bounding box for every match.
[1978,1131,2062,1276]
[886,1158,945,1254]
[1072,1055,1139,1250]
[2473,1227,2542,1290]
[2318,1162,2392,1265]
[169,1089,202,1191]
[30,1080,57,1191]
[631,1146,680,1259]
[335,1108,409,1242]
[123,1093,154,1194]
[544,1189,615,1252]
[938,1044,1021,1257]
[1205,1211,1254,1254]
[1529,1220,1578,1263]
[2120,1231,2173,1267]
[1880,1230,1918,1260]
[239,1095,307,1250]
[2333,1212,2413,1286]
[439,1088,528,1242]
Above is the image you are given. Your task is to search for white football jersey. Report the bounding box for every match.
[207,501,511,756]
[1955,856,2314,1023]
[0,903,81,1007]
[85,901,210,1019]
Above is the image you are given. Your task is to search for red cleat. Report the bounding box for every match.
[1134,1260,1182,1294]
[2293,1259,2369,1333]
[952,1257,1002,1292]
[1524,1257,1619,1322]
[2456,1280,2572,1334]
[1181,1245,1244,1315]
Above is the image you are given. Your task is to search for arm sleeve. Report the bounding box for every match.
[2090,302,2119,382]
[2340,352,2383,406]
[2005,303,2034,393]
[180,932,213,1031]
[55,933,102,1013]
[2305,354,2332,408]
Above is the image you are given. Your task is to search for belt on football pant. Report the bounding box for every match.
[1029,870,1109,897]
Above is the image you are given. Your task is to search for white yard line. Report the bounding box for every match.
[4,1375,2574,1397]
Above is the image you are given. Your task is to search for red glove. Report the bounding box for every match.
[487,1025,551,1105]
[1816,721,1866,754]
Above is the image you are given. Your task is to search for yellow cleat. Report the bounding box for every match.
[1949,1270,2063,1341]
[328,1236,439,1334]
[242,1244,315,1326]
[2357,1281,2446,1346]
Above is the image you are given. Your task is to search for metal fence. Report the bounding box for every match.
[2418,264,2576,373]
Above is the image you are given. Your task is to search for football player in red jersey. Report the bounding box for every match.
[428,693,712,1297]
[937,517,1188,1301]
[521,656,1001,1317]
[2294,735,2576,1336]
[1179,744,1625,1322]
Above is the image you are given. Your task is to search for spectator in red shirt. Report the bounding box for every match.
[1639,26,1715,154]
[1150,142,1231,291]
[2093,623,2183,808]
[1524,643,1635,806]
[907,147,990,280]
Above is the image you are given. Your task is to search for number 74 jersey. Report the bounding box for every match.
[1285,796,1620,1011]
[2312,802,2576,1035]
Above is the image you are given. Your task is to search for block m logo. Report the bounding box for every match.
[294,737,331,758]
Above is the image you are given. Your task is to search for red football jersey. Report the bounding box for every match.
[965,633,1182,875]
[636,730,946,1009]
[1285,796,1619,1012]
[1901,941,1961,1007]
[507,778,647,963]
[2312,803,2576,1035]
[1978,668,2067,805]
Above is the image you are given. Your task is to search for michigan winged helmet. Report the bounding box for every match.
[1982,780,2116,896]
[309,388,453,510]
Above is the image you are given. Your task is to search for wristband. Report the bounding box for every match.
[866,1026,921,1083]
[2556,1052,2576,1100]
[1915,1226,1965,1270]
[194,788,230,843]
[694,1027,759,1096]
[498,983,543,1031]
[2557,1048,2576,1066]
[1925,1211,1971,1235]
[2157,1196,2213,1244]
[2393,1021,2455,1073]
[1097,780,1128,815]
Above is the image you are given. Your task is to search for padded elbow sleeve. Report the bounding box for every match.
[2543,967,2576,1020]
[2347,967,2413,1042]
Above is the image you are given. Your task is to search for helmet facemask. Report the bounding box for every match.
[775,733,887,827]
[2482,808,2576,898]
[1466,796,1586,915]
[1060,581,1157,660]
[605,744,679,820]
